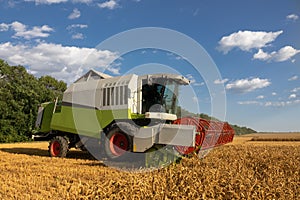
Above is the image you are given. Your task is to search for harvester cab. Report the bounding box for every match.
[139,74,188,120]
[33,69,234,167]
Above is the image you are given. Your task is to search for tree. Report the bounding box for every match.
[38,75,67,102]
[0,60,67,143]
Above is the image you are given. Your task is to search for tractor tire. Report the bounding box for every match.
[49,136,69,158]
[104,122,137,160]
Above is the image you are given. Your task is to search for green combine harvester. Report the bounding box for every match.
[34,70,234,167]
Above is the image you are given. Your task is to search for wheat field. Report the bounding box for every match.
[0,134,299,199]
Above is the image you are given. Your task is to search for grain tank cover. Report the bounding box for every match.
[74,69,112,83]
[63,72,138,111]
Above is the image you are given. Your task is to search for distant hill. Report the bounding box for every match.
[176,107,256,135]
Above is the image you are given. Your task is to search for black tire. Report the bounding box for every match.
[104,122,137,160]
[48,136,69,158]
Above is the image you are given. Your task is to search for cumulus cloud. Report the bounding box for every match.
[225,77,271,93]
[253,46,300,62]
[72,0,93,3]
[291,87,300,93]
[286,14,299,21]
[264,100,300,107]
[193,82,205,86]
[218,30,283,54]
[0,21,53,40]
[239,100,300,107]
[98,0,118,9]
[185,74,196,84]
[256,95,264,99]
[238,101,262,105]
[214,78,229,84]
[0,23,10,31]
[0,42,119,83]
[289,94,297,99]
[67,24,88,30]
[185,74,204,86]
[66,24,88,40]
[68,8,81,19]
[272,92,277,96]
[24,0,92,4]
[72,33,84,39]
[24,0,68,4]
[288,75,298,81]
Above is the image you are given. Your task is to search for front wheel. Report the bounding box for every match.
[49,136,69,157]
[104,123,136,160]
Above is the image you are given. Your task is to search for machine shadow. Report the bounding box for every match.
[0,147,97,161]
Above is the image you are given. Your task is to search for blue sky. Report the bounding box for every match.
[0,0,299,132]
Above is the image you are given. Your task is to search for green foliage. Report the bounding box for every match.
[230,125,256,135]
[177,106,256,135]
[0,60,67,143]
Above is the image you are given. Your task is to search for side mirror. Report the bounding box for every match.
[147,75,153,86]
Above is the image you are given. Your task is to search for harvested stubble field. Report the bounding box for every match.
[0,133,299,200]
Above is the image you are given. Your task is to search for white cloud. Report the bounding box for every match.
[175,56,184,60]
[1,21,53,40]
[0,23,9,31]
[288,75,298,81]
[185,74,195,84]
[7,0,16,7]
[10,21,26,33]
[218,30,283,54]
[265,101,286,107]
[66,24,88,40]
[286,14,299,21]
[24,0,92,4]
[239,99,300,107]
[68,8,81,19]
[67,24,88,30]
[256,95,264,99]
[98,0,118,9]
[72,0,93,3]
[272,92,277,96]
[0,42,119,83]
[193,82,205,86]
[106,65,120,75]
[289,94,297,99]
[24,0,68,4]
[264,100,300,107]
[253,46,300,62]
[291,87,300,93]
[185,74,204,86]
[252,49,271,61]
[72,33,84,39]
[214,78,229,84]
[226,77,271,93]
[238,101,262,105]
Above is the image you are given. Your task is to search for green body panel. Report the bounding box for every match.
[50,105,131,138]
[40,102,55,133]
[130,113,145,119]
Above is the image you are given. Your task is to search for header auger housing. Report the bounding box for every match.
[34,69,234,168]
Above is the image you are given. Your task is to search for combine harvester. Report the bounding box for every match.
[34,70,234,167]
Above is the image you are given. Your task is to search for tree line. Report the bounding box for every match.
[0,60,66,143]
[177,106,256,135]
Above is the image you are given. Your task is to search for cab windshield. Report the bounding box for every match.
[142,79,179,115]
